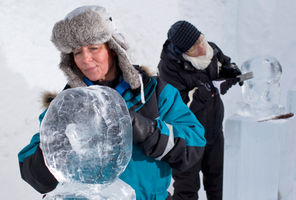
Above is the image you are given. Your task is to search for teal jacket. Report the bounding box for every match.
[18,71,206,200]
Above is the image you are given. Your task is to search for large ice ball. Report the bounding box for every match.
[240,56,284,117]
[40,86,132,184]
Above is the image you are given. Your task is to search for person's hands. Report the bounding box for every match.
[231,63,244,86]
[220,63,244,86]
[129,110,158,143]
[220,78,240,95]
[233,63,244,86]
[220,63,241,77]
[230,63,242,76]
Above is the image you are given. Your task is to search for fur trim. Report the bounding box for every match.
[140,65,156,76]
[51,9,113,53]
[51,6,140,89]
[41,92,57,108]
[59,53,86,88]
[107,37,140,89]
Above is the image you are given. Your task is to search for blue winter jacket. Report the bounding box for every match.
[18,70,206,200]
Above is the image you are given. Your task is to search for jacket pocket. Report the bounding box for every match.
[189,83,213,112]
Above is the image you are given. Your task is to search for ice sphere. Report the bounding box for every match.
[40,85,133,184]
[240,56,284,118]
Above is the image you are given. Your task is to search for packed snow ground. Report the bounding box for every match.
[0,0,295,199]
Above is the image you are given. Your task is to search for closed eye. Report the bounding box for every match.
[73,51,81,56]
[89,47,98,50]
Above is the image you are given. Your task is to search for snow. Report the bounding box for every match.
[0,0,295,199]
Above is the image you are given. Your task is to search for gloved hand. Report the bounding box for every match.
[220,63,244,86]
[220,77,240,95]
[129,110,159,143]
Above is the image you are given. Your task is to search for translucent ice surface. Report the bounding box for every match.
[224,114,296,200]
[40,86,133,184]
[240,56,284,118]
[44,179,136,200]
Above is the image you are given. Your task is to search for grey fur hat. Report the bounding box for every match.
[51,6,140,89]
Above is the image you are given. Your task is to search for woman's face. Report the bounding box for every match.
[73,43,117,82]
[185,35,206,57]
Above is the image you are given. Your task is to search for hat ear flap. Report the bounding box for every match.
[51,19,73,53]
[112,33,129,50]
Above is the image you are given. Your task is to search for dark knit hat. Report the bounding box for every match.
[168,20,201,53]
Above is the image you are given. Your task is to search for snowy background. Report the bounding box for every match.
[0,0,295,199]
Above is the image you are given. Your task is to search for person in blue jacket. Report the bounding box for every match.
[18,6,206,200]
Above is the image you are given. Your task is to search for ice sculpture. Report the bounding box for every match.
[223,57,296,200]
[40,85,135,200]
[240,56,284,118]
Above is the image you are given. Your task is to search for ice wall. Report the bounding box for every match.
[287,90,296,113]
[234,0,296,110]
[224,91,296,200]
[224,116,281,199]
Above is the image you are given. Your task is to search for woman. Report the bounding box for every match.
[158,21,243,200]
[18,6,206,200]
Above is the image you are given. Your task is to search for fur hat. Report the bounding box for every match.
[51,6,140,89]
[168,20,201,53]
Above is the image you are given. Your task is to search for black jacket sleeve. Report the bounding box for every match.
[209,42,231,67]
[19,140,58,193]
[158,59,191,104]
[208,42,242,79]
[132,81,206,171]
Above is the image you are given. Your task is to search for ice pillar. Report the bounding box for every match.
[224,92,295,200]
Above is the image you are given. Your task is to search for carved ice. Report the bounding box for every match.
[40,85,135,199]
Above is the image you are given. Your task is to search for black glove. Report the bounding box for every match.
[220,63,241,78]
[129,110,159,143]
[220,63,244,86]
[220,77,240,95]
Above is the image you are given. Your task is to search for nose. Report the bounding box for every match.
[81,50,93,64]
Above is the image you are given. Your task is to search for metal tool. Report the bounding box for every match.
[237,72,254,82]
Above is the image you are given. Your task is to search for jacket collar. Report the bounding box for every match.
[161,40,219,72]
